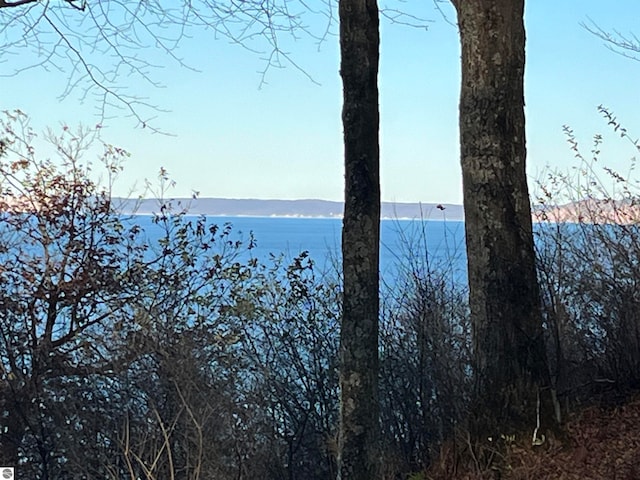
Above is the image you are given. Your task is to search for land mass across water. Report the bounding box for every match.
[114,197,466,221]
[4,194,636,224]
[115,197,640,223]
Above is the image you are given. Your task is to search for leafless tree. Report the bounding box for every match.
[0,0,335,129]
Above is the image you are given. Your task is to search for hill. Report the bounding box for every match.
[428,395,640,479]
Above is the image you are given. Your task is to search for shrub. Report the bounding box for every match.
[534,107,640,410]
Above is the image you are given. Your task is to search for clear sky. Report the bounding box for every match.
[2,1,639,204]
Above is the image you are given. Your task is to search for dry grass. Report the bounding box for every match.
[425,395,640,480]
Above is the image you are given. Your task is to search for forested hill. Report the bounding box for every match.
[113,197,465,220]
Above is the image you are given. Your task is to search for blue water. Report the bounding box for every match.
[134,215,468,281]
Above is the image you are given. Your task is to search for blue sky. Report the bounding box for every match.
[2,1,639,204]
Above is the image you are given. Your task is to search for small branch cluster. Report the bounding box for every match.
[583,17,640,62]
[0,1,337,129]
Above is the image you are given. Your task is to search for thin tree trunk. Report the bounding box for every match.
[338,0,381,478]
[451,0,556,440]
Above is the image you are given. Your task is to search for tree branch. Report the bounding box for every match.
[0,0,38,8]
[583,17,640,62]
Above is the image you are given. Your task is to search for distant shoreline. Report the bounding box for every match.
[113,197,640,225]
[4,195,636,224]
[113,197,465,221]
[122,213,461,222]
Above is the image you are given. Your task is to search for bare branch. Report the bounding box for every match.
[0,1,335,129]
[583,16,640,62]
[0,1,431,130]
[380,7,432,30]
[0,0,38,8]
[433,0,457,27]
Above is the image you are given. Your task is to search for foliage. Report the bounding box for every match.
[0,111,340,479]
[4,109,640,479]
[0,110,140,476]
[534,107,640,410]
[379,219,470,475]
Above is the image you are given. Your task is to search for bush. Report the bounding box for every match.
[9,107,640,479]
[379,218,471,475]
[534,107,640,411]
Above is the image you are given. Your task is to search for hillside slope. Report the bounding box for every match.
[428,395,640,480]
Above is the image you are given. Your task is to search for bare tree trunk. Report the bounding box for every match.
[451,0,556,440]
[338,0,381,478]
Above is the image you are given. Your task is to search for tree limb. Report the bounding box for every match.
[0,0,38,8]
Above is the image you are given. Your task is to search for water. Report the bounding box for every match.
[133,215,468,282]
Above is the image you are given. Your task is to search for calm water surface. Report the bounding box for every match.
[135,215,468,282]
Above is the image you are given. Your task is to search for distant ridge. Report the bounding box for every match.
[113,197,465,221]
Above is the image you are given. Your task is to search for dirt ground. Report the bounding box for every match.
[426,395,640,480]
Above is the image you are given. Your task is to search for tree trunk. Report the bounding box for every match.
[451,0,556,441]
[338,0,381,479]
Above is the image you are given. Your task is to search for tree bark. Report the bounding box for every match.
[452,0,556,441]
[338,0,381,479]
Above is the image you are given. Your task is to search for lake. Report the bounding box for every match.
[135,215,469,283]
